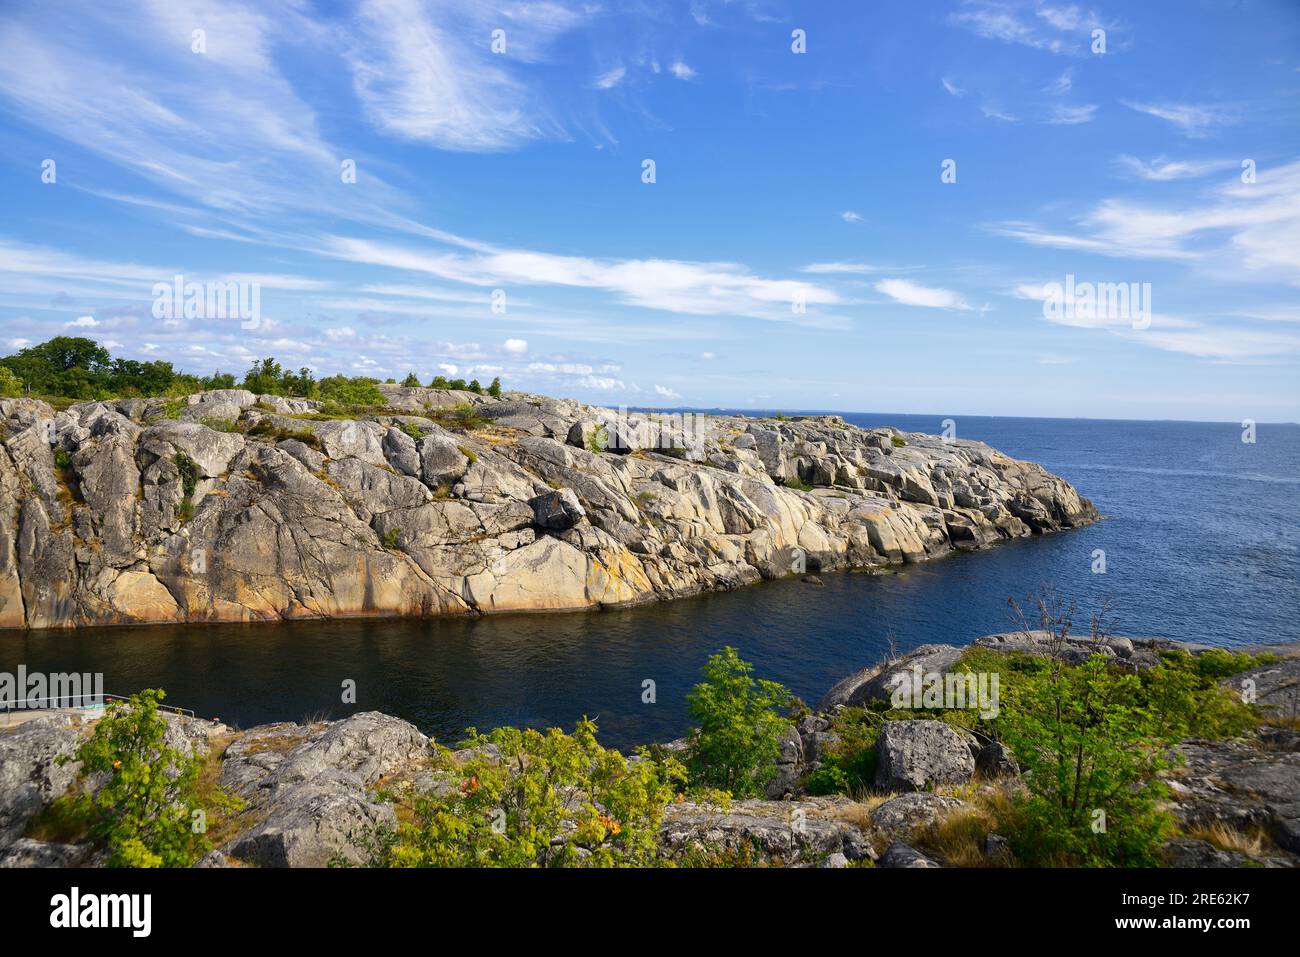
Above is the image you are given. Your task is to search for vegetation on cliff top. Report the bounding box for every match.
[0,337,503,405]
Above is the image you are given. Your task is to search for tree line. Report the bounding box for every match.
[0,337,501,401]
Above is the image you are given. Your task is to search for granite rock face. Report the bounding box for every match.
[0,388,1097,629]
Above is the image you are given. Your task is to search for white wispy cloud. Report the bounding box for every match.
[1114,155,1237,181]
[594,65,626,89]
[1047,103,1098,125]
[840,210,863,223]
[980,103,1019,123]
[875,279,970,310]
[941,77,964,97]
[668,61,697,80]
[990,159,1300,279]
[1121,100,1235,138]
[950,2,1105,55]
[319,235,846,324]
[346,0,576,151]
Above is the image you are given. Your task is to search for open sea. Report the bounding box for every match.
[3,413,1297,749]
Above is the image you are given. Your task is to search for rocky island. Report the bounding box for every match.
[0,385,1097,630]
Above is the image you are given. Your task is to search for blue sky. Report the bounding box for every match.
[1,0,1298,421]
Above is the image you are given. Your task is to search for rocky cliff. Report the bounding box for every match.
[0,386,1097,629]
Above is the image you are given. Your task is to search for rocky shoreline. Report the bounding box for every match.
[3,633,1296,868]
[0,385,1097,629]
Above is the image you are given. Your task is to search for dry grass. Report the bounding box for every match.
[1185,821,1270,856]
[913,805,1005,867]
[825,796,887,832]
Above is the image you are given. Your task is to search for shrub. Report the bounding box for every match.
[379,718,685,867]
[401,372,421,388]
[782,476,814,492]
[428,403,485,431]
[0,366,22,397]
[248,419,322,450]
[585,424,609,454]
[66,690,230,867]
[802,706,882,795]
[890,434,907,448]
[318,375,385,409]
[487,377,501,398]
[997,654,1177,866]
[199,416,239,433]
[381,528,402,549]
[174,452,201,523]
[686,647,793,797]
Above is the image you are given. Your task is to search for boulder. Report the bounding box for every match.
[874,720,976,792]
[420,433,470,487]
[660,799,871,865]
[871,792,967,835]
[529,488,585,530]
[879,841,940,868]
[0,715,85,850]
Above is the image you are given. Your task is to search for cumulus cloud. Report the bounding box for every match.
[875,278,970,310]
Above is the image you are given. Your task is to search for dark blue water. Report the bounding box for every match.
[3,415,1297,749]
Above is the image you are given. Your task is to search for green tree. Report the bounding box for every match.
[401,372,421,387]
[382,718,685,867]
[1,336,111,397]
[487,377,501,398]
[201,371,237,390]
[70,689,229,867]
[242,357,285,395]
[0,366,22,397]
[997,655,1177,866]
[107,358,178,397]
[467,378,482,394]
[318,375,385,408]
[685,647,793,797]
[429,375,450,389]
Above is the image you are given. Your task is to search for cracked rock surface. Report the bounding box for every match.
[0,386,1097,629]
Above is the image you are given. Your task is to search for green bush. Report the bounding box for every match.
[487,377,501,398]
[248,419,322,450]
[318,375,385,409]
[686,647,793,797]
[802,707,882,795]
[378,718,685,867]
[890,434,907,448]
[66,690,231,867]
[174,452,201,523]
[996,654,1177,866]
[585,424,609,454]
[0,366,22,397]
[428,403,486,431]
[401,372,421,388]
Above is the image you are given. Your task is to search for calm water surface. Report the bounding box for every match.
[3,414,1297,749]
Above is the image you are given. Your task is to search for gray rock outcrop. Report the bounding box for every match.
[0,388,1097,629]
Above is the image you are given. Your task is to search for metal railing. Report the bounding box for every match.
[0,693,196,726]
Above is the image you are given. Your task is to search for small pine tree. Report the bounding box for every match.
[402,372,421,387]
[487,377,501,398]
